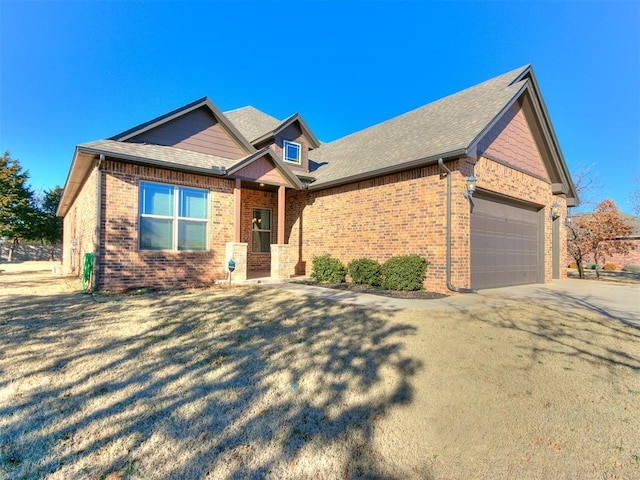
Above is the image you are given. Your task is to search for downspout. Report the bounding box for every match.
[94,154,104,290]
[437,158,477,294]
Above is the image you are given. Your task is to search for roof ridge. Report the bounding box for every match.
[320,65,530,148]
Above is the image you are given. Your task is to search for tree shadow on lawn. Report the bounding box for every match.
[0,285,424,479]
[460,298,640,373]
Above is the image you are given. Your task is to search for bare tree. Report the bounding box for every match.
[571,163,603,212]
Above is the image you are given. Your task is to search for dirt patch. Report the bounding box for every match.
[1,262,639,479]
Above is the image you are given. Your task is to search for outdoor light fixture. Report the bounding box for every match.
[550,202,560,219]
[463,175,477,198]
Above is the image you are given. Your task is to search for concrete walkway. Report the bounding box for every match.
[264,279,640,328]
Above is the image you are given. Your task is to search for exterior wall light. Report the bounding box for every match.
[550,202,560,219]
[463,175,477,198]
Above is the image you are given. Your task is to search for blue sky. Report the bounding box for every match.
[1,0,639,213]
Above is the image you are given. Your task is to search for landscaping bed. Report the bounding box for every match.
[294,279,448,299]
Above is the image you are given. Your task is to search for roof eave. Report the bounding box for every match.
[79,146,227,176]
[309,149,468,191]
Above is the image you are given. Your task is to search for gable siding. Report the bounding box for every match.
[274,123,309,173]
[130,108,246,159]
[478,103,549,181]
[234,157,288,185]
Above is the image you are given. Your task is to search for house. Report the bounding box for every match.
[57,65,578,293]
[567,213,640,269]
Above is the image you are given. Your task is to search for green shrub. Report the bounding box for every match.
[623,264,640,274]
[311,254,346,283]
[585,263,602,270]
[603,262,617,271]
[348,258,381,286]
[380,255,428,291]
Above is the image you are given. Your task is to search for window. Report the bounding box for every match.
[252,208,271,253]
[283,140,301,164]
[139,181,207,251]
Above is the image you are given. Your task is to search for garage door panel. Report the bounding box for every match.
[471,195,541,289]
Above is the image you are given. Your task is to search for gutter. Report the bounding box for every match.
[437,158,477,294]
[94,154,104,290]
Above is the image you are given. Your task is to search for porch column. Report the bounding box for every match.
[277,185,286,244]
[234,178,241,243]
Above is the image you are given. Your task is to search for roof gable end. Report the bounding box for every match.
[111,97,256,156]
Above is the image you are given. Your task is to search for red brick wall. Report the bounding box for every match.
[286,165,450,292]
[286,156,567,294]
[62,165,99,276]
[98,160,235,291]
[240,188,278,271]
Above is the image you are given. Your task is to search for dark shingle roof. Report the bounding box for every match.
[78,139,239,172]
[308,65,530,186]
[224,106,281,143]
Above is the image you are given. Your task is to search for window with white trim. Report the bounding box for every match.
[252,208,271,253]
[139,181,208,251]
[283,140,301,164]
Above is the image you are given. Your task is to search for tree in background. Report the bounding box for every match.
[630,175,640,215]
[34,186,64,260]
[567,199,633,279]
[0,150,37,261]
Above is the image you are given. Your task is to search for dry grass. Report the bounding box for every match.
[1,262,639,479]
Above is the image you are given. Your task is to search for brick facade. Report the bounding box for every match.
[63,160,237,290]
[62,166,99,276]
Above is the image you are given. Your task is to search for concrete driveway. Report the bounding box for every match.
[269,279,640,327]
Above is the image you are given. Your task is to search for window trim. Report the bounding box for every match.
[283,140,302,165]
[139,180,208,252]
[251,207,272,254]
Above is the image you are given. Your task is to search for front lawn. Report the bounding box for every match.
[1,265,638,479]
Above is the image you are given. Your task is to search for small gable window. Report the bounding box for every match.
[283,140,301,165]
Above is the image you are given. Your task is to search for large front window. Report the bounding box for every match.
[252,208,271,253]
[139,181,208,251]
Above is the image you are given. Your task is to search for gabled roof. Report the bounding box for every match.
[112,97,256,154]
[223,106,281,144]
[227,146,304,189]
[251,112,321,148]
[224,107,321,148]
[307,65,578,206]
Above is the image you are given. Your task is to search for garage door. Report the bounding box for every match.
[470,194,541,289]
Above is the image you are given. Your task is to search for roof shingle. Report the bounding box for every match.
[308,65,530,186]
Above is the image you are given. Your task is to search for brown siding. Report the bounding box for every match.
[274,123,309,173]
[234,157,288,185]
[62,166,99,276]
[98,159,235,291]
[130,107,246,159]
[478,103,549,181]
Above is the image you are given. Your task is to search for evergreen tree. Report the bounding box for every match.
[0,151,37,261]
